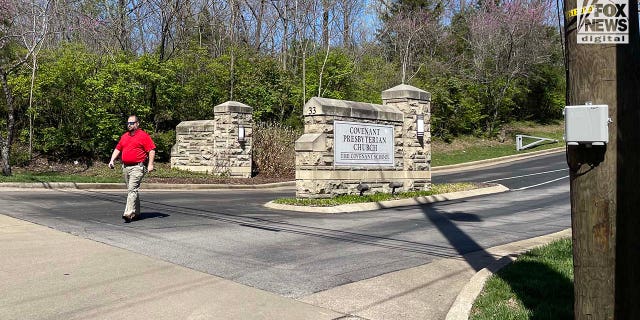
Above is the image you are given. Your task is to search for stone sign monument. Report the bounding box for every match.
[295,84,431,198]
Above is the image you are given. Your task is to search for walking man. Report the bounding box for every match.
[108,115,156,223]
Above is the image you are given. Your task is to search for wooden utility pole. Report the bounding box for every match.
[564,0,640,318]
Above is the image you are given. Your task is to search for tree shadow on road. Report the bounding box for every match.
[421,204,573,319]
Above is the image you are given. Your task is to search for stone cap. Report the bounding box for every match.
[295,133,326,151]
[304,97,403,122]
[176,120,216,133]
[381,84,431,101]
[214,101,253,114]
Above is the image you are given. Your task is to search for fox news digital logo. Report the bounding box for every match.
[577,0,628,44]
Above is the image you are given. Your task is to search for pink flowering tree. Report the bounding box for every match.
[464,0,558,134]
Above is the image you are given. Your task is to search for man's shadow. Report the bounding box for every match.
[132,212,170,222]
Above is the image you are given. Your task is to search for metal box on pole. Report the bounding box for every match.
[564,104,610,146]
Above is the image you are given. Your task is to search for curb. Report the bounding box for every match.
[0,149,563,190]
[263,184,509,213]
[432,147,564,173]
[445,228,572,320]
[0,181,296,190]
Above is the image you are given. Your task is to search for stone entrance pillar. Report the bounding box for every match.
[171,101,253,177]
[381,84,432,190]
[382,84,431,190]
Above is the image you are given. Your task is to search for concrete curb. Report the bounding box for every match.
[0,149,563,190]
[0,180,296,190]
[445,228,572,320]
[432,147,564,173]
[263,184,510,213]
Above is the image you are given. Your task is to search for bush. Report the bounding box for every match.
[252,122,301,178]
[151,130,176,162]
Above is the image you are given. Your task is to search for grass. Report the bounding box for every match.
[432,121,564,167]
[470,238,574,320]
[274,183,479,206]
[1,121,564,183]
[0,162,224,183]
[0,172,121,183]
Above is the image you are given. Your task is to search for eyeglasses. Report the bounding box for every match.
[126,122,137,125]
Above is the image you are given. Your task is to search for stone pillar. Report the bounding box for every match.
[171,120,216,172]
[381,84,432,190]
[171,101,253,178]
[213,101,253,178]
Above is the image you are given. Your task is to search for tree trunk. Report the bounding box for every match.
[118,0,130,52]
[281,0,289,71]
[254,0,265,51]
[322,0,330,49]
[1,71,15,176]
[341,0,350,48]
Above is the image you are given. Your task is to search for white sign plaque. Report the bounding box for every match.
[334,121,394,167]
[576,0,628,44]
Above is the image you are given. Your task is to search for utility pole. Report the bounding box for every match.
[563,0,640,318]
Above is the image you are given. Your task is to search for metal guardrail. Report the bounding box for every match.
[516,134,559,151]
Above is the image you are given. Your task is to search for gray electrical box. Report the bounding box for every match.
[564,104,609,146]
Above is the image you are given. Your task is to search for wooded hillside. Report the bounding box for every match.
[0,0,565,174]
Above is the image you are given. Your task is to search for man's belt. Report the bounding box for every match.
[123,162,145,167]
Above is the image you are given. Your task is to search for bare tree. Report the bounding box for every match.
[379,8,441,84]
[337,0,360,48]
[465,0,556,133]
[0,0,51,175]
[26,0,50,159]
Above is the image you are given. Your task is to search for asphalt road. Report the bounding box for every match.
[433,152,569,190]
[0,152,570,298]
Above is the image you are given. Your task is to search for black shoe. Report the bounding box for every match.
[122,215,132,223]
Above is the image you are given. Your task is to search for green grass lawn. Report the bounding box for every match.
[470,238,574,320]
[0,172,121,183]
[432,121,564,167]
[0,162,220,183]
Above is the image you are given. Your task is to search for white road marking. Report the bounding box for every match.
[483,168,569,183]
[511,175,570,191]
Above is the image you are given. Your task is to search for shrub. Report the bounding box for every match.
[252,122,301,178]
[151,130,176,162]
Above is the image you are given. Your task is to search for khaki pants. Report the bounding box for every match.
[123,164,146,216]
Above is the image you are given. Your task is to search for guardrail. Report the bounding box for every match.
[516,134,559,151]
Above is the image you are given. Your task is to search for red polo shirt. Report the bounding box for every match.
[116,129,156,165]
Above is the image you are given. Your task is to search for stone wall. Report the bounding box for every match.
[170,101,253,178]
[295,84,432,198]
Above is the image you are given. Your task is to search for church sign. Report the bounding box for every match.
[334,121,394,167]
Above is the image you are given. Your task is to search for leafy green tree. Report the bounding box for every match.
[350,51,397,103]
[23,44,121,160]
[513,64,565,123]
[302,49,356,100]
[422,76,485,141]
[164,47,227,127]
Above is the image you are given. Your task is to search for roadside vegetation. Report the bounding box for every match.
[274,183,480,206]
[0,121,563,183]
[470,238,574,320]
[432,121,564,166]
[1,0,564,177]
[0,162,214,183]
